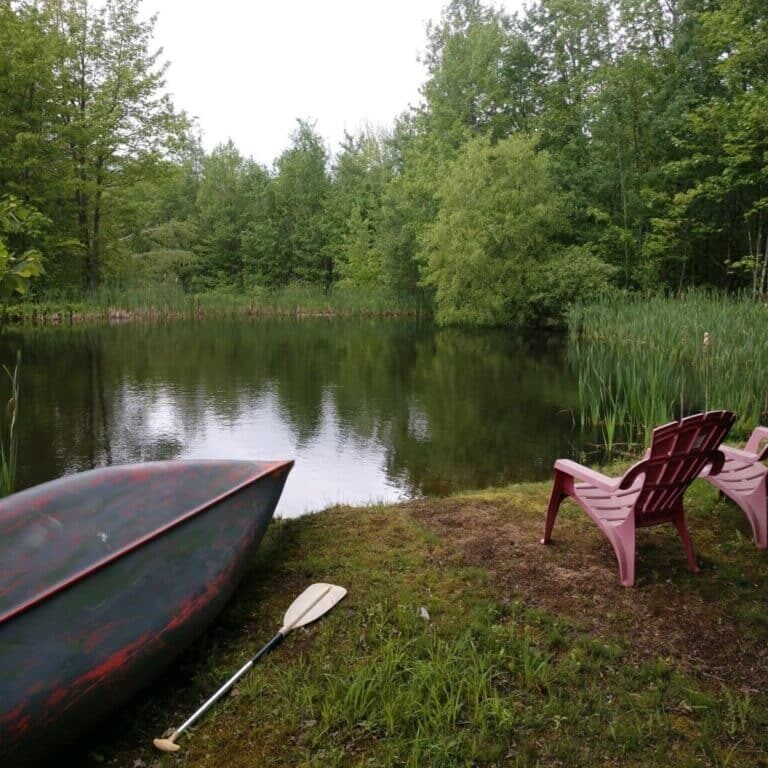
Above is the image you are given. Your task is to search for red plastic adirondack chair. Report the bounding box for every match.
[701,426,768,548]
[541,410,736,586]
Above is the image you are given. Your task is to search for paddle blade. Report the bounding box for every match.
[281,583,347,633]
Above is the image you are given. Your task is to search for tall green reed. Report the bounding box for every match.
[0,350,20,496]
[569,291,768,455]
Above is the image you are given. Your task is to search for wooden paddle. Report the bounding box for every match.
[153,582,347,752]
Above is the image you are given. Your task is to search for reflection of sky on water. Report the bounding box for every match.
[123,385,411,518]
[14,320,583,511]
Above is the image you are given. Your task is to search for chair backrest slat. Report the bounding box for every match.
[633,411,735,522]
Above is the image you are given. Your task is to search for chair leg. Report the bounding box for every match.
[706,465,768,549]
[542,470,569,545]
[742,482,767,549]
[609,520,636,587]
[672,511,699,574]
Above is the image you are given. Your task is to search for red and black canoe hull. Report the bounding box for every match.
[0,459,293,764]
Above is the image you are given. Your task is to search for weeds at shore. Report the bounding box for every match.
[3,284,425,326]
[569,291,768,450]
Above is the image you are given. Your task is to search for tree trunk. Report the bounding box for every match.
[761,219,768,300]
[89,155,104,290]
[76,167,90,290]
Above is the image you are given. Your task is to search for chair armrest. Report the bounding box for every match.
[719,444,761,463]
[618,458,647,490]
[744,426,768,460]
[695,449,726,478]
[553,459,619,492]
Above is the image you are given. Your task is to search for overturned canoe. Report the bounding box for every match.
[0,459,293,764]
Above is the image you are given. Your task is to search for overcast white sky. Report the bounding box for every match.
[139,0,524,166]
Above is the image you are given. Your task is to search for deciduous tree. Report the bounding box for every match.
[421,134,592,325]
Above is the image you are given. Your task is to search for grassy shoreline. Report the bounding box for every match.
[1,285,427,327]
[57,479,768,768]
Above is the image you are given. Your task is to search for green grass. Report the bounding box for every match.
[2,283,426,325]
[568,291,768,450]
[57,482,768,768]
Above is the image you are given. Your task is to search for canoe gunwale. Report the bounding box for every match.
[0,459,293,627]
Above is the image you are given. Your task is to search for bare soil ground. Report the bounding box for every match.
[407,488,768,693]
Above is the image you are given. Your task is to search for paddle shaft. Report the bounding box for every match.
[168,585,333,742]
[169,632,284,741]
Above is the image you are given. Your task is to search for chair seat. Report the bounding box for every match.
[715,454,765,494]
[573,482,640,526]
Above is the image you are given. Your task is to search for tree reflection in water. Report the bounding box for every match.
[2,318,583,516]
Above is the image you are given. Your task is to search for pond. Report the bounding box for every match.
[2,317,590,517]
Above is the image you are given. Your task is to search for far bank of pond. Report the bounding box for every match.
[0,284,427,327]
[3,291,765,513]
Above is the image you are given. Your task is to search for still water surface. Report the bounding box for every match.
[3,318,588,517]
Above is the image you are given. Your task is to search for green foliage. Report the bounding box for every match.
[0,0,190,292]
[4,0,768,325]
[336,205,380,287]
[421,0,536,146]
[326,128,393,289]
[0,284,424,327]
[0,195,46,300]
[421,134,592,326]
[643,0,768,295]
[273,120,331,285]
[191,141,255,289]
[239,121,333,289]
[370,121,444,300]
[91,152,201,289]
[525,245,617,327]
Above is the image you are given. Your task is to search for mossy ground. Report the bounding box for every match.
[58,480,768,767]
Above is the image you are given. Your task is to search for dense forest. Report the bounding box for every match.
[1,0,766,326]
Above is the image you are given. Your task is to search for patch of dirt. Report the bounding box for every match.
[406,495,768,692]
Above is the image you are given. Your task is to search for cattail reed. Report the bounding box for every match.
[568,292,766,455]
